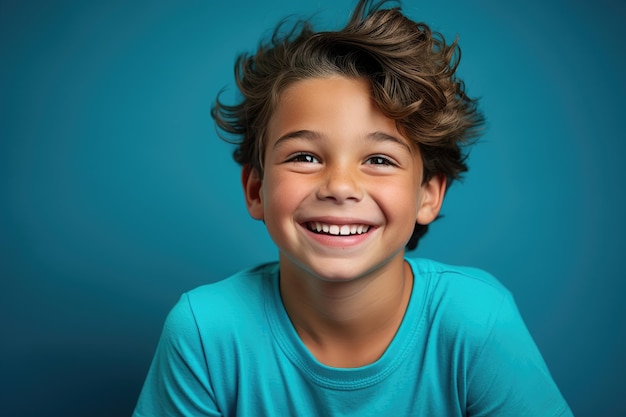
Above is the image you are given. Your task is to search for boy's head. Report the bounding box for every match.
[212,0,484,250]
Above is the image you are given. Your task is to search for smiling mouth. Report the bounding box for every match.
[306,221,371,236]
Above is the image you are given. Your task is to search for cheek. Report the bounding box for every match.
[262,174,307,214]
[375,178,420,214]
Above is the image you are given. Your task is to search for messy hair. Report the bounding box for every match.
[212,0,484,250]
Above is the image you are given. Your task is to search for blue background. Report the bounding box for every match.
[1,0,624,415]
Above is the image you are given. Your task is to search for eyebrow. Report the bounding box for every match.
[367,131,412,153]
[272,130,321,150]
[272,130,412,152]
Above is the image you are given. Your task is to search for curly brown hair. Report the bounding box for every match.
[211,0,484,250]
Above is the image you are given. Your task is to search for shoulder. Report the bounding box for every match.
[185,262,278,306]
[164,262,279,337]
[408,257,511,309]
[407,258,515,343]
[405,258,573,415]
[408,257,507,293]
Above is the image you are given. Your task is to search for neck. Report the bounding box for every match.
[279,255,413,367]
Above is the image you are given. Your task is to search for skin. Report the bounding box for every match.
[243,76,446,368]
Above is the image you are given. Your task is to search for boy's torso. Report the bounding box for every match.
[133,258,572,417]
[172,258,565,416]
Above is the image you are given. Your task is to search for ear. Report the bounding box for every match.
[241,165,264,220]
[416,174,447,225]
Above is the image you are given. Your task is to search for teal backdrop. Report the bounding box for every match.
[1,0,624,415]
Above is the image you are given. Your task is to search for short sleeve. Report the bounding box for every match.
[466,294,573,417]
[132,294,222,417]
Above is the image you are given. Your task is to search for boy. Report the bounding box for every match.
[133,0,573,415]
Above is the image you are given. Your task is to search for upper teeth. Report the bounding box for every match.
[308,222,370,235]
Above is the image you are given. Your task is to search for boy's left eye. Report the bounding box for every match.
[365,155,396,166]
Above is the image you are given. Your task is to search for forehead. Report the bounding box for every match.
[276,75,372,109]
[267,76,406,144]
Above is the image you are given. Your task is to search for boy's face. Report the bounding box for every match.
[243,76,445,282]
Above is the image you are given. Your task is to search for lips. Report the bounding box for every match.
[306,221,371,236]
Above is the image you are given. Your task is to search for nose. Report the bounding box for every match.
[316,163,364,203]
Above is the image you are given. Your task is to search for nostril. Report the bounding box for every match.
[316,173,364,202]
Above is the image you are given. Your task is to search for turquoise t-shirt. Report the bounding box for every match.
[133,258,573,416]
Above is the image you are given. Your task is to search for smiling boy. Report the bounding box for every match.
[245,76,437,368]
[133,1,573,415]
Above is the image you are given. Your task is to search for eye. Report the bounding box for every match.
[365,155,397,166]
[286,153,320,164]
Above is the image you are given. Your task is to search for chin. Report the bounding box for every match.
[302,257,397,283]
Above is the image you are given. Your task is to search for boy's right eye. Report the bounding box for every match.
[286,153,320,164]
